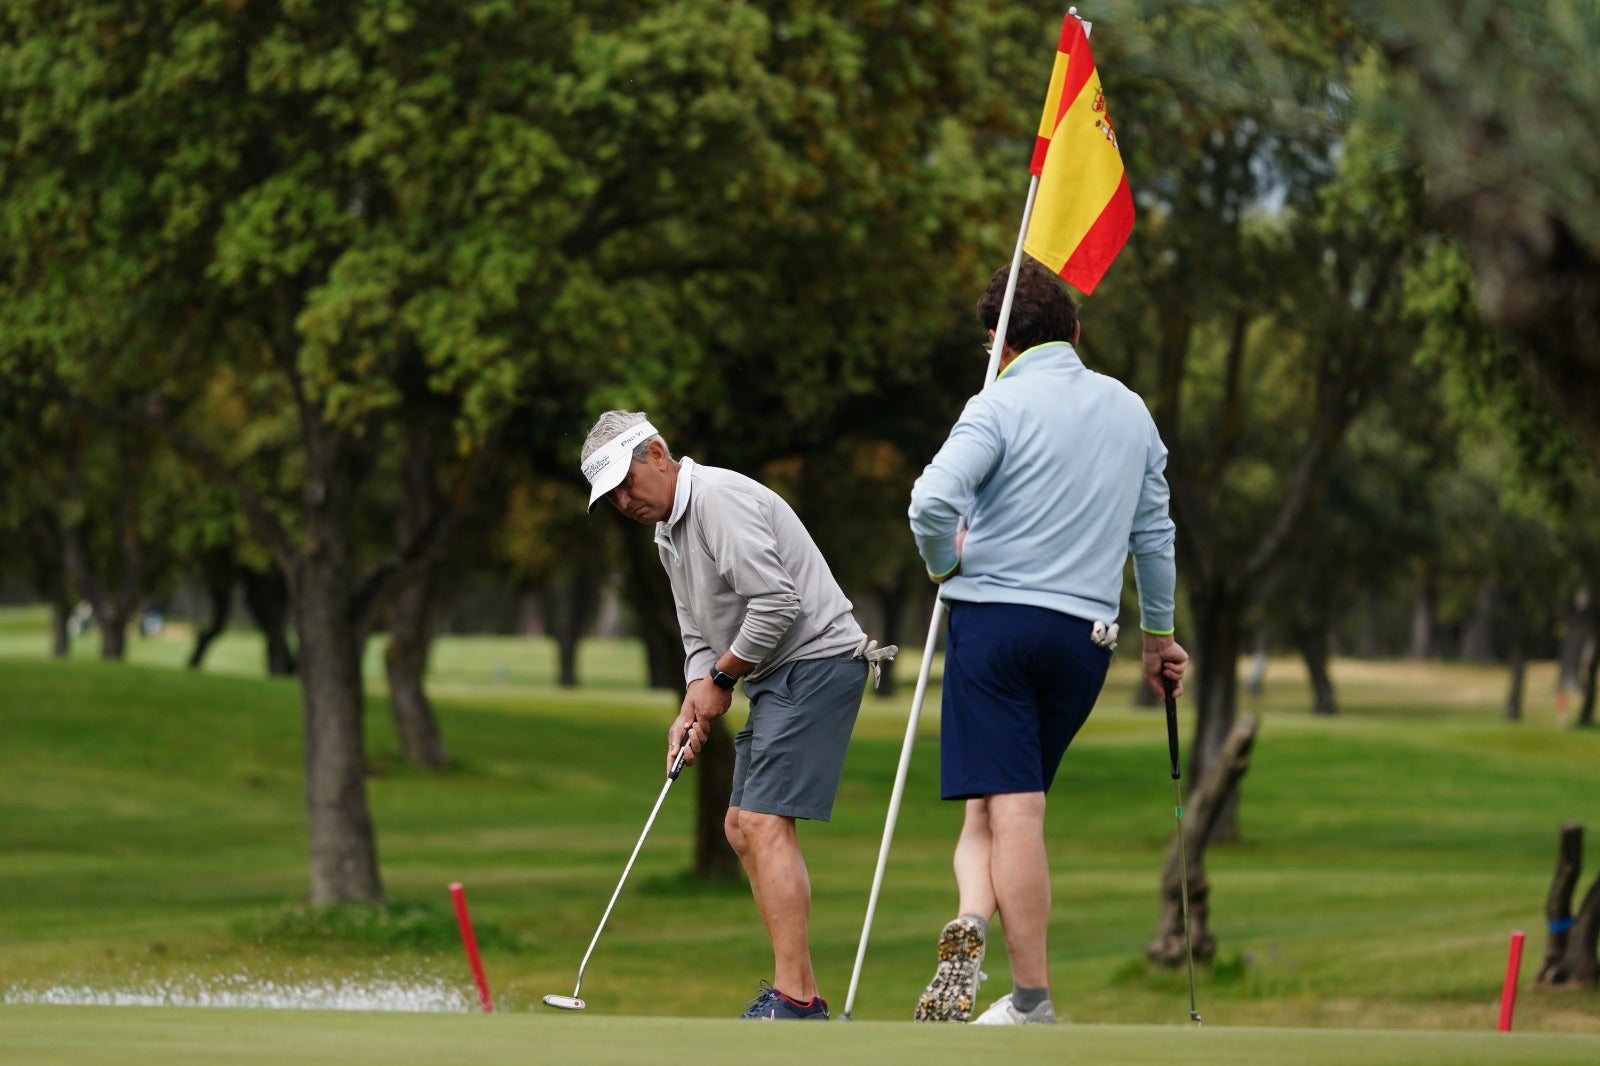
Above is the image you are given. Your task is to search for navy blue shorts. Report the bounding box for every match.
[940,602,1112,800]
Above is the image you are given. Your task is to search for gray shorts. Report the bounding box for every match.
[730,654,867,821]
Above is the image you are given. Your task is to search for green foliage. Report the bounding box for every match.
[1361,0,1600,251]
[1406,237,1585,491]
[7,0,1600,923]
[1355,0,1600,465]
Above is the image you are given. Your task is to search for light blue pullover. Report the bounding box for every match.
[908,341,1177,633]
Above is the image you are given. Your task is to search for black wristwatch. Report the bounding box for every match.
[708,667,738,692]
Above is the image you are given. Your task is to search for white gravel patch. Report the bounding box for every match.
[2,975,480,1012]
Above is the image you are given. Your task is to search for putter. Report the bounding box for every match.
[543,732,692,1012]
[1163,676,1203,1027]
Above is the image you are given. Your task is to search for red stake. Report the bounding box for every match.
[1498,930,1525,1032]
[450,882,494,1013]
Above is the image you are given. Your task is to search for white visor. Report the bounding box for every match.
[582,421,659,512]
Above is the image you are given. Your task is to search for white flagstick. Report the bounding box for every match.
[839,172,1042,1021]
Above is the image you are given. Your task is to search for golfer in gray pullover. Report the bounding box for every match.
[582,410,882,1021]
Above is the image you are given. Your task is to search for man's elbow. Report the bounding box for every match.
[751,593,802,635]
[907,486,951,533]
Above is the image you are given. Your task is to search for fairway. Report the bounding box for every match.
[2,613,1598,1057]
[3,1005,1598,1066]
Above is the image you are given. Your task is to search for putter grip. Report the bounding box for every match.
[1162,677,1181,781]
[668,730,691,780]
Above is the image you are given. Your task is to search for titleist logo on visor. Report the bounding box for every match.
[582,422,658,486]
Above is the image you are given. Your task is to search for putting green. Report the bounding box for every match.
[3,1005,1597,1065]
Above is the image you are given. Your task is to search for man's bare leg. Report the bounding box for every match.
[986,790,1050,990]
[728,806,817,1001]
[954,797,998,918]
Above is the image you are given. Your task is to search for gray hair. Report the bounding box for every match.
[581,410,672,464]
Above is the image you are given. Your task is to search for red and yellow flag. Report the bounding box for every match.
[1023,13,1134,295]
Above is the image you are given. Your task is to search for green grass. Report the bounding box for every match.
[1,606,1598,1062]
[3,1006,1598,1066]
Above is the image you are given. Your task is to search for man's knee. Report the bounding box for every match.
[986,791,1046,838]
[735,808,795,852]
[724,807,749,855]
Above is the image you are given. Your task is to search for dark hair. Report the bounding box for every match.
[976,257,1078,351]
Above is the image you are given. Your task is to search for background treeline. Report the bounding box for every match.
[2,0,1597,905]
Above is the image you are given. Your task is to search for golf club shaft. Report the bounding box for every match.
[569,739,690,998]
[1163,678,1202,1026]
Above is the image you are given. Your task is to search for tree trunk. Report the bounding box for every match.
[543,569,600,688]
[294,549,384,905]
[378,414,452,767]
[1189,584,1245,841]
[1580,627,1599,728]
[58,442,144,663]
[289,423,384,906]
[1538,822,1600,988]
[384,564,450,769]
[1409,576,1435,660]
[242,563,296,676]
[1539,823,1583,985]
[1556,587,1592,696]
[1358,589,1382,659]
[27,517,72,658]
[1147,714,1259,968]
[869,571,910,697]
[1569,872,1600,987]
[695,715,741,881]
[1575,583,1598,729]
[1504,644,1527,721]
[639,622,683,690]
[49,598,71,658]
[557,628,580,688]
[60,521,134,662]
[104,470,143,661]
[1298,626,1336,716]
[188,545,235,669]
[97,606,129,660]
[1502,581,1527,721]
[1460,580,1499,662]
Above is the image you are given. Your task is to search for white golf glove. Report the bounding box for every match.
[1090,620,1120,652]
[854,637,900,689]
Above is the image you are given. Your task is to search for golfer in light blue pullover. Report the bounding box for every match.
[907,257,1189,1027]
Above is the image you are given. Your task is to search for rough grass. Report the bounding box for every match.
[1,608,1597,1045]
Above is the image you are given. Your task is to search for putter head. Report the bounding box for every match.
[543,993,586,1011]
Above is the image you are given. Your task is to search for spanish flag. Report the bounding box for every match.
[1023,12,1134,295]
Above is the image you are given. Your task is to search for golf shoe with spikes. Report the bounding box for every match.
[913,916,987,1022]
